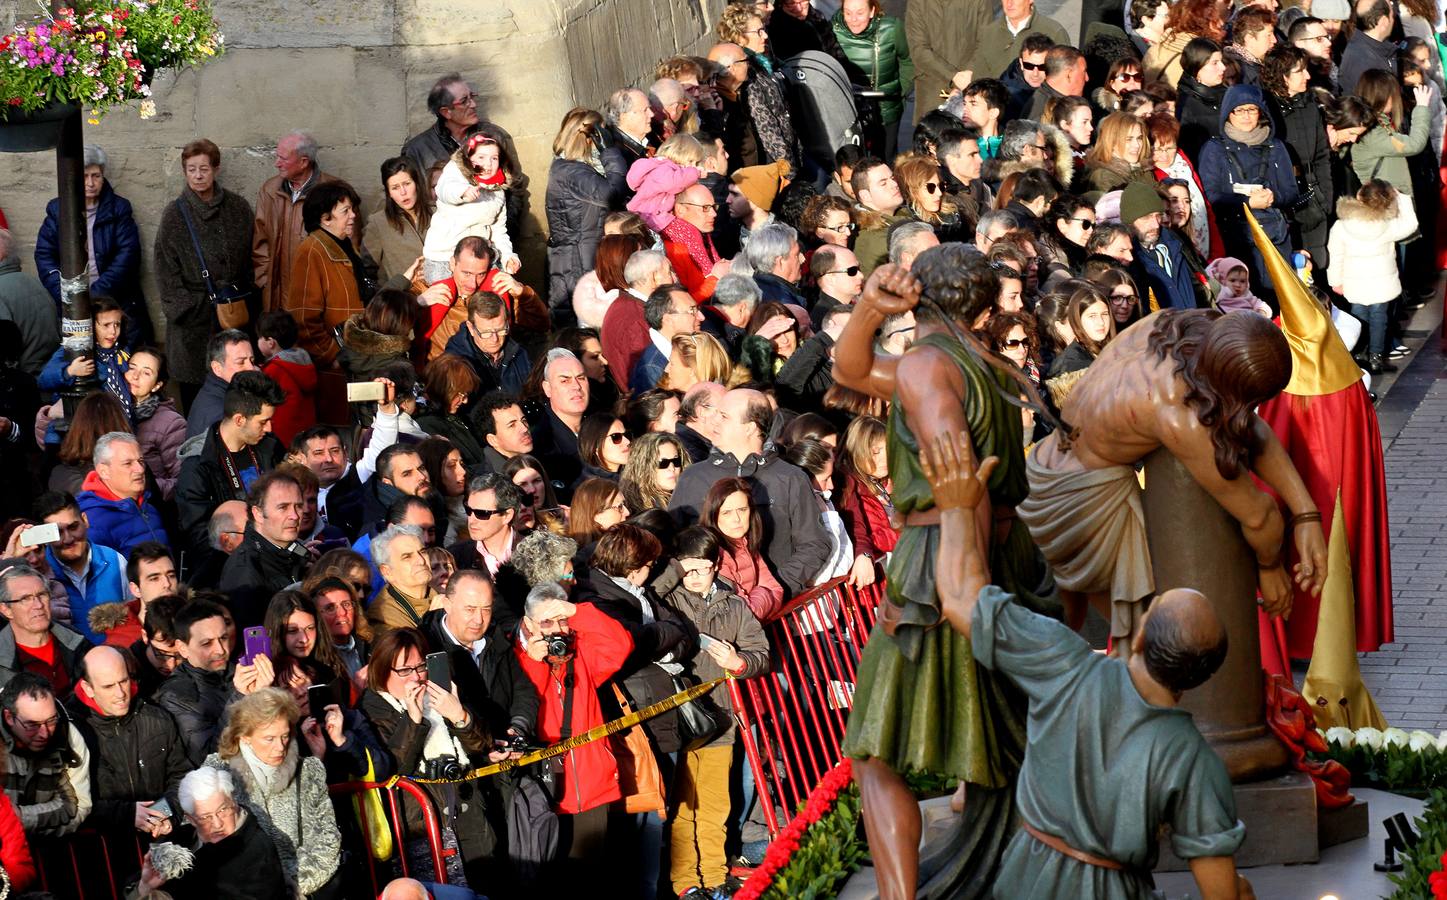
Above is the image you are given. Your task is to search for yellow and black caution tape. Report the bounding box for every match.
[392,675,730,786]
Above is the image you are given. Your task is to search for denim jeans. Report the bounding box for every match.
[1351,303,1389,355]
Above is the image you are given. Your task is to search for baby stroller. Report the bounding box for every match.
[779,50,865,185]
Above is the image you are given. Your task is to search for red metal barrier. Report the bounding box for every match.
[34,828,144,899]
[329,777,451,893]
[729,576,885,836]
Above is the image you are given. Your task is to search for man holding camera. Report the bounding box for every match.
[514,583,633,883]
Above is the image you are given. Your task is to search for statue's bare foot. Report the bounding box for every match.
[950,781,967,814]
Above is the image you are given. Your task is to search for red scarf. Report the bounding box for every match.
[662,218,719,276]
[473,168,506,187]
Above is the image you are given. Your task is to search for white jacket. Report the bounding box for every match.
[1326,191,1417,306]
[423,160,517,268]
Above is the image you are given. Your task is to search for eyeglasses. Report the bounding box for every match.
[466,506,506,520]
[681,562,717,577]
[0,593,48,608]
[1001,338,1029,349]
[604,499,629,513]
[826,266,862,277]
[677,201,719,211]
[14,715,59,732]
[607,432,631,445]
[1298,32,1331,43]
[188,803,237,827]
[822,222,856,233]
[1068,217,1095,230]
[392,663,427,678]
[667,306,700,318]
[1110,292,1139,303]
[471,325,509,338]
[746,27,768,35]
[657,456,683,470]
[923,181,941,194]
[349,581,371,598]
[1020,60,1045,71]
[151,648,185,664]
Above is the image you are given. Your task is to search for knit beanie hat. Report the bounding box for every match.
[730,160,793,211]
[1118,180,1165,225]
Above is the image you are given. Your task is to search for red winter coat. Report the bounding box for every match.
[837,473,899,559]
[515,602,633,814]
[0,791,37,891]
[262,348,318,447]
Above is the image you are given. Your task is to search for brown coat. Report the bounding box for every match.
[284,229,362,367]
[252,169,340,313]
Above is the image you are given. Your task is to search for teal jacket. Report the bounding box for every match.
[832,11,915,123]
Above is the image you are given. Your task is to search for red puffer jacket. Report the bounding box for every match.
[515,602,634,814]
[262,348,318,447]
[837,473,899,559]
[0,791,37,891]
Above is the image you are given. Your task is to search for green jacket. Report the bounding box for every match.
[855,211,910,276]
[832,11,915,124]
[1351,105,1430,196]
[971,11,1071,81]
[905,0,994,122]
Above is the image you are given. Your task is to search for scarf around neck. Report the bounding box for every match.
[1223,122,1270,146]
[132,392,161,423]
[239,739,297,797]
[662,218,720,275]
[95,344,133,418]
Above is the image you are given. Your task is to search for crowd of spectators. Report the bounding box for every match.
[0,0,1439,896]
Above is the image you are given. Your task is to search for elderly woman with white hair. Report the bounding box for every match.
[132,763,289,898]
[200,687,343,898]
[35,143,149,347]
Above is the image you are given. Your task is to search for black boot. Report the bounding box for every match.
[1368,353,1397,374]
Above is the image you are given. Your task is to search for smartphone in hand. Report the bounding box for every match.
[426,652,452,693]
[240,626,269,666]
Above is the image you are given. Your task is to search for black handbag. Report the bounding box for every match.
[671,672,732,751]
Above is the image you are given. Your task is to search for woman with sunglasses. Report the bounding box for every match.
[1093,57,1146,114]
[1088,266,1145,331]
[574,413,632,490]
[986,310,1047,442]
[895,155,970,243]
[1047,195,1096,271]
[620,432,690,514]
[1082,112,1156,194]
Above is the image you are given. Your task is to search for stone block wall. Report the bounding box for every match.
[1,0,726,340]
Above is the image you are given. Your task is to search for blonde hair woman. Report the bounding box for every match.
[202,687,342,897]
[660,331,732,390]
[548,106,613,307]
[1082,113,1155,194]
[894,154,969,242]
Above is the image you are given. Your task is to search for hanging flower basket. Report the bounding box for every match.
[0,100,80,152]
[0,0,224,140]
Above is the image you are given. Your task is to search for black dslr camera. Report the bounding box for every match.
[425,755,465,780]
[544,631,576,659]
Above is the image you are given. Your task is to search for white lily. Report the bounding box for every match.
[1355,727,1385,751]
[1409,731,1437,753]
[1384,727,1410,749]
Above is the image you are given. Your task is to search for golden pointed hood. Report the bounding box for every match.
[1301,491,1388,731]
[1244,207,1361,396]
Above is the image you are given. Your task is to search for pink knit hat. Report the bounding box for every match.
[626,157,700,232]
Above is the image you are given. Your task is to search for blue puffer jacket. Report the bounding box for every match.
[37,345,130,446]
[34,181,149,347]
[45,541,128,645]
[1197,84,1299,252]
[76,470,170,558]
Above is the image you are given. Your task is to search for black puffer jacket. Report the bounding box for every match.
[546,157,611,312]
[175,425,285,553]
[1177,74,1226,163]
[153,662,232,766]
[69,697,190,831]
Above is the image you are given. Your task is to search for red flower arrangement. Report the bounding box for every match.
[734,759,855,900]
[1430,850,1447,900]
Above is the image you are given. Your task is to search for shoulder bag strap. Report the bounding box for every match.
[176,198,220,300]
[558,658,575,741]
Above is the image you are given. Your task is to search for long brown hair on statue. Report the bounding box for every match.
[1150,309,1291,480]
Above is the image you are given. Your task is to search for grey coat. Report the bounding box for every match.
[203,748,341,896]
[0,257,59,376]
[153,188,255,385]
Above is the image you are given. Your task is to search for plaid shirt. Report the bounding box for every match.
[0,715,91,838]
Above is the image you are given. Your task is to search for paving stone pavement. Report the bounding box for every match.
[1355,315,1447,732]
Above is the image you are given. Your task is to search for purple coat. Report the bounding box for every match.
[134,398,186,500]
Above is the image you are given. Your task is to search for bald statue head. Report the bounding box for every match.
[379,878,430,900]
[1131,589,1228,696]
[79,645,134,718]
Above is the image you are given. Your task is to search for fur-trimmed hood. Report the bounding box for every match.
[991,125,1075,189]
[340,313,413,357]
[1335,195,1397,223]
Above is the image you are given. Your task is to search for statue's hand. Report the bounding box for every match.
[1258,564,1293,619]
[919,431,997,512]
[860,264,922,317]
[1292,520,1328,597]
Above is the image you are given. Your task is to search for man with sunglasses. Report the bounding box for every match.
[1025,45,1088,121]
[974,0,1070,86]
[0,671,92,838]
[1000,33,1056,120]
[809,245,864,329]
[450,474,523,581]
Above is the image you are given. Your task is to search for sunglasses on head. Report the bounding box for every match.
[657,457,683,470]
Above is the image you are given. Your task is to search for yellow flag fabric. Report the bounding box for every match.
[1243,207,1361,396]
[1301,491,1388,731]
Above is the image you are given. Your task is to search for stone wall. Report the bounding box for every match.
[1,0,727,340]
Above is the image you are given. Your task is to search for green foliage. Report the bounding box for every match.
[1388,789,1447,899]
[760,787,865,900]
